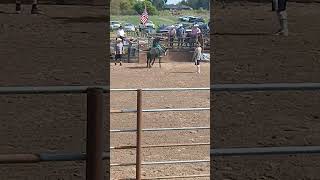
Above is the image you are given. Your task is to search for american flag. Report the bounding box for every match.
[140,6,148,25]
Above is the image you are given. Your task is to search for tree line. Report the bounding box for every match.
[111,0,209,15]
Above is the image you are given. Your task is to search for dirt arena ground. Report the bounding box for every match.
[212,2,320,180]
[110,62,210,179]
[0,4,107,180]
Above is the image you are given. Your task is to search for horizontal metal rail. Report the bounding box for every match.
[0,86,108,94]
[111,126,210,133]
[211,83,320,92]
[110,87,209,92]
[1,83,320,94]
[0,152,110,164]
[111,143,210,150]
[111,83,320,92]
[211,146,320,156]
[120,174,211,180]
[111,159,210,167]
[111,107,210,113]
[141,174,211,179]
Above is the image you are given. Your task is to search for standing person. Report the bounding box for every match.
[272,0,289,36]
[176,26,186,47]
[168,27,176,48]
[114,38,124,66]
[192,43,202,74]
[191,25,201,47]
[127,38,134,63]
[16,0,41,14]
[116,26,126,41]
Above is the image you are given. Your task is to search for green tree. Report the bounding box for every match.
[179,0,209,10]
[120,0,136,15]
[149,0,167,10]
[133,1,158,15]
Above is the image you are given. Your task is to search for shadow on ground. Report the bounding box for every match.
[214,32,271,36]
[51,15,106,23]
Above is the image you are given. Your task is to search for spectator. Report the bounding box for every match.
[116,26,126,41]
[176,26,186,47]
[192,42,203,74]
[16,0,41,14]
[168,27,176,48]
[114,38,124,66]
[272,0,289,36]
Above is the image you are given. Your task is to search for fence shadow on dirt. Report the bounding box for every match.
[0,10,17,14]
[50,15,106,23]
[214,32,271,36]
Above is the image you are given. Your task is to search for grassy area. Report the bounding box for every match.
[111,15,177,27]
[111,10,210,28]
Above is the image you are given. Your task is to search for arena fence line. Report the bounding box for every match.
[209,82,320,179]
[110,82,320,179]
[1,83,320,179]
[0,86,107,180]
[110,88,210,180]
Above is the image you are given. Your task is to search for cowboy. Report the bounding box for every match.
[152,37,165,55]
[272,0,289,36]
[16,0,41,14]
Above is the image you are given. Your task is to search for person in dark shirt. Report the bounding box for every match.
[176,26,186,47]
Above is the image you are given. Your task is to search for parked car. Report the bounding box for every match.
[189,17,205,23]
[157,25,174,33]
[179,16,195,22]
[123,23,136,32]
[110,21,121,30]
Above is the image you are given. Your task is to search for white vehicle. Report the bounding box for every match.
[179,16,195,22]
[123,23,136,32]
[110,21,121,30]
[145,21,156,29]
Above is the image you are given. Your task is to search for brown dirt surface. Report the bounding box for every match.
[110,62,210,179]
[0,4,107,180]
[212,2,320,180]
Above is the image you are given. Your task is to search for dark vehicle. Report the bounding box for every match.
[189,17,205,23]
[157,25,173,33]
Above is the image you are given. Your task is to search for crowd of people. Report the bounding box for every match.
[167,24,204,48]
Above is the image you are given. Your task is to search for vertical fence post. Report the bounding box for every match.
[86,88,105,180]
[136,89,143,180]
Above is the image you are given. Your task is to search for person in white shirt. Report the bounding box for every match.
[192,43,202,74]
[116,26,126,41]
[114,38,124,66]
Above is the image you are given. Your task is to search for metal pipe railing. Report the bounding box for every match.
[136,89,143,180]
[111,159,210,167]
[111,107,209,113]
[120,174,211,180]
[110,126,210,133]
[1,83,320,94]
[111,143,210,150]
[0,152,110,164]
[141,174,210,179]
[211,146,320,156]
